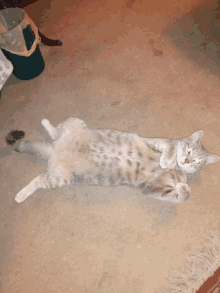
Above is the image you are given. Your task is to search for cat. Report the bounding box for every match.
[5,117,220,204]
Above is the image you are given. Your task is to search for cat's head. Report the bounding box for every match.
[177,130,220,174]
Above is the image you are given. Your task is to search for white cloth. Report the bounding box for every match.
[0,49,13,90]
[0,8,40,57]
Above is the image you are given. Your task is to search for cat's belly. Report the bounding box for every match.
[59,132,164,187]
[77,141,163,187]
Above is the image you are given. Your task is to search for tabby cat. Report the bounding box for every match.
[6,117,219,203]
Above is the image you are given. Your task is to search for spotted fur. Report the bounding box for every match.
[5,117,219,203]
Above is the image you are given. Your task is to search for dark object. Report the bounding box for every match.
[2,44,45,80]
[6,130,25,145]
[38,31,62,47]
[0,2,62,48]
[0,0,37,10]
[0,8,45,80]
[23,23,35,50]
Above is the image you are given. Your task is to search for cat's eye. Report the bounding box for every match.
[193,158,200,164]
[186,147,192,154]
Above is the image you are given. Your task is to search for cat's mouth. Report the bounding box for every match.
[178,161,190,168]
[180,160,190,165]
[177,157,190,167]
[177,160,196,173]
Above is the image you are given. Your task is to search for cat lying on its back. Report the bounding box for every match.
[6,117,219,203]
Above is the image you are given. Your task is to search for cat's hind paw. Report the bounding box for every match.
[41,119,57,140]
[175,183,191,203]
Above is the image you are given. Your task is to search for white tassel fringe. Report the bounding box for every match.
[157,231,220,293]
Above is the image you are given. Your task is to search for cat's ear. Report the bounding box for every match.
[206,154,220,164]
[190,130,203,143]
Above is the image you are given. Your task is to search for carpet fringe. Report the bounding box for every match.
[156,231,220,293]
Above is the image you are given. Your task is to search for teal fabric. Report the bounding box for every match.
[2,45,44,80]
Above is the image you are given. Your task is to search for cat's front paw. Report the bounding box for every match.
[175,183,191,203]
[160,155,176,169]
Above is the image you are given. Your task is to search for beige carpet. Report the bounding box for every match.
[1,0,220,292]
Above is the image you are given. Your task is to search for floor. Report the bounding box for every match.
[197,267,220,292]
[1,0,220,292]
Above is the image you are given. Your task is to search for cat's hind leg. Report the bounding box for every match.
[41,119,58,140]
[41,118,88,141]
